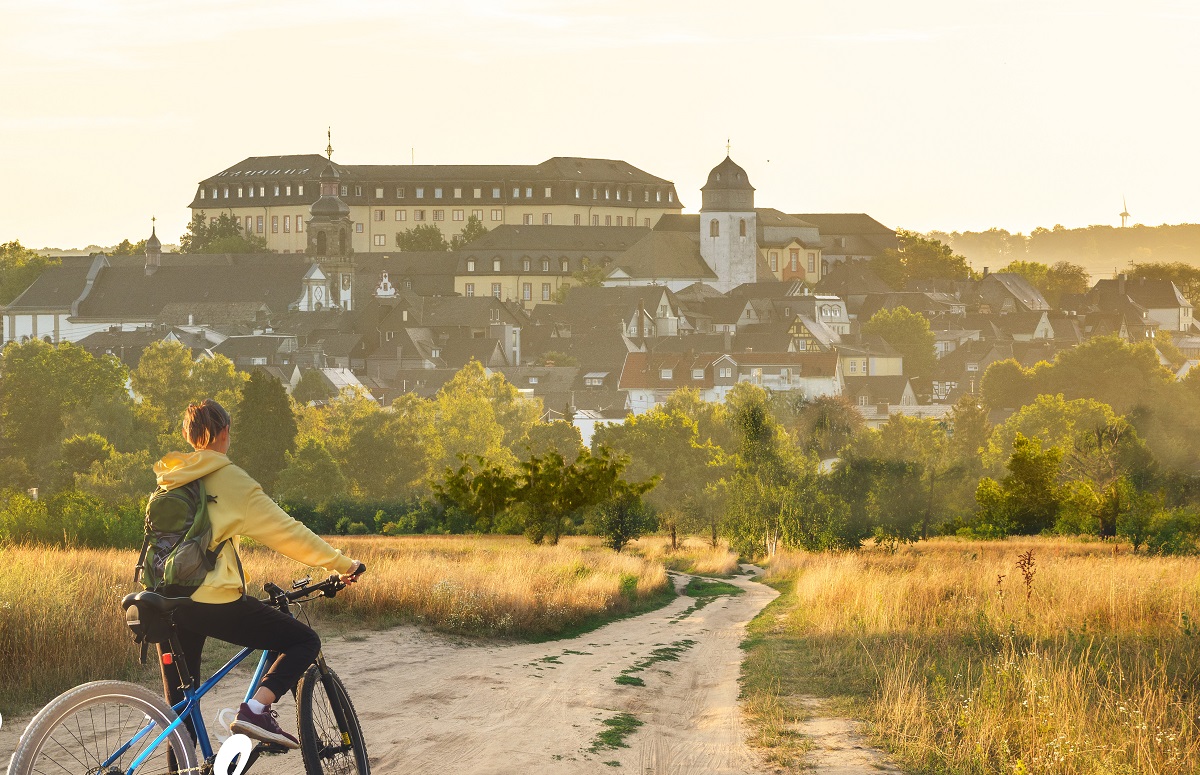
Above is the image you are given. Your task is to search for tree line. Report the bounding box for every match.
[2,333,1199,555]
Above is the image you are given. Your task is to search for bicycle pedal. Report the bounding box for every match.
[253,741,291,755]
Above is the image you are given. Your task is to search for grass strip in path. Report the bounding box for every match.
[589,712,644,753]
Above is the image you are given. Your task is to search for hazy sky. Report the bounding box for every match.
[1,0,1197,249]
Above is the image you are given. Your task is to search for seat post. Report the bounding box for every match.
[165,619,196,692]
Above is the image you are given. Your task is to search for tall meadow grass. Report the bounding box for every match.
[744,537,1200,774]
[0,535,669,715]
[627,536,741,576]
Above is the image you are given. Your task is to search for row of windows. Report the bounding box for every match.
[213,214,307,234]
[465,257,572,273]
[367,209,650,228]
[201,185,305,200]
[656,366,735,380]
[362,184,674,203]
[203,182,677,205]
[767,250,819,273]
[464,282,556,301]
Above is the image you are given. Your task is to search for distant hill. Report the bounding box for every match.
[927,224,1200,281]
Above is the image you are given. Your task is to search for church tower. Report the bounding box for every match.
[306,132,356,310]
[699,155,757,293]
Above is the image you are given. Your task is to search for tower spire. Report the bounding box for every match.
[325,127,334,160]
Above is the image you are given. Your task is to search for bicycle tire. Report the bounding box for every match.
[7,679,198,775]
[296,665,370,775]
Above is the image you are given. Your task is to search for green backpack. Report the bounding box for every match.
[134,480,228,591]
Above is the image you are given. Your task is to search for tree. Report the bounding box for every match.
[984,393,1121,469]
[52,433,115,494]
[975,433,1062,536]
[395,224,450,251]
[516,447,654,545]
[592,407,723,548]
[519,421,584,461]
[450,215,489,249]
[871,230,975,289]
[432,455,517,533]
[344,394,438,499]
[592,494,657,552]
[0,340,128,470]
[109,238,148,256]
[979,359,1036,410]
[130,342,245,449]
[0,240,57,306]
[792,394,864,459]
[231,370,298,494]
[862,305,937,380]
[275,439,350,505]
[1044,261,1090,307]
[180,212,269,253]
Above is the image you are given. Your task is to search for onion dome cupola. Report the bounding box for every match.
[310,160,351,220]
[701,156,755,212]
[144,217,162,275]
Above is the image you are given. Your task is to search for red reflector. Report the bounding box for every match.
[162,653,174,665]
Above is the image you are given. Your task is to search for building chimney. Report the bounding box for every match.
[982,267,989,278]
[1118,273,1127,296]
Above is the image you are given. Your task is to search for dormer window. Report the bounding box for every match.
[660,368,673,380]
[431,348,441,359]
[467,259,476,272]
[529,376,539,384]
[692,369,704,380]
[561,259,569,272]
[522,258,531,272]
[493,258,501,272]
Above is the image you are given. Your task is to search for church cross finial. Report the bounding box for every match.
[326,127,334,160]
[151,215,156,235]
[726,138,731,157]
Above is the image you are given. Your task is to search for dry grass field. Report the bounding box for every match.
[741,537,1200,775]
[0,535,670,715]
[626,535,742,576]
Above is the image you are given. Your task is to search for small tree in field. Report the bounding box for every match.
[593,494,657,552]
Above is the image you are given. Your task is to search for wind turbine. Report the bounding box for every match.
[1120,196,1130,228]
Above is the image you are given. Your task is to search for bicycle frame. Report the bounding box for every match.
[106,643,271,774]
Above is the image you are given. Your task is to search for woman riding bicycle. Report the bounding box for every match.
[153,398,365,750]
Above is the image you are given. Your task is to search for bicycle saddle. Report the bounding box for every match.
[121,591,192,645]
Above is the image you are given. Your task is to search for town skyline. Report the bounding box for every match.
[3,0,1198,249]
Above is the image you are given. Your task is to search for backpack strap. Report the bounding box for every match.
[133,487,166,584]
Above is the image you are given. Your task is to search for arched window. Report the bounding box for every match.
[739,219,747,237]
[316,231,328,254]
[709,219,720,237]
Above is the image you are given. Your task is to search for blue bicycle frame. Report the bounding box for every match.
[103,644,273,774]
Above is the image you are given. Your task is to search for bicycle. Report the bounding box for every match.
[7,574,369,775]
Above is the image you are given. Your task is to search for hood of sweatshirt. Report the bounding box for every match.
[153,449,232,489]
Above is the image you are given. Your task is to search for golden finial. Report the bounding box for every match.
[726,138,731,157]
[325,127,334,160]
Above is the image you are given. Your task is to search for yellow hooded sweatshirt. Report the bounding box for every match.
[153,449,357,604]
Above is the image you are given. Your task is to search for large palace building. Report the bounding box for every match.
[189,154,684,254]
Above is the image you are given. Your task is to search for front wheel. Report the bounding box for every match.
[296,665,369,775]
[7,680,198,775]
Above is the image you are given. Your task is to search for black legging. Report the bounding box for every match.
[157,592,321,712]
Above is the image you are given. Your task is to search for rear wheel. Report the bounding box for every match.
[7,680,197,775]
[296,665,369,775]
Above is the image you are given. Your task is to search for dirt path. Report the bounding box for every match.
[3,567,778,774]
[793,697,905,775]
